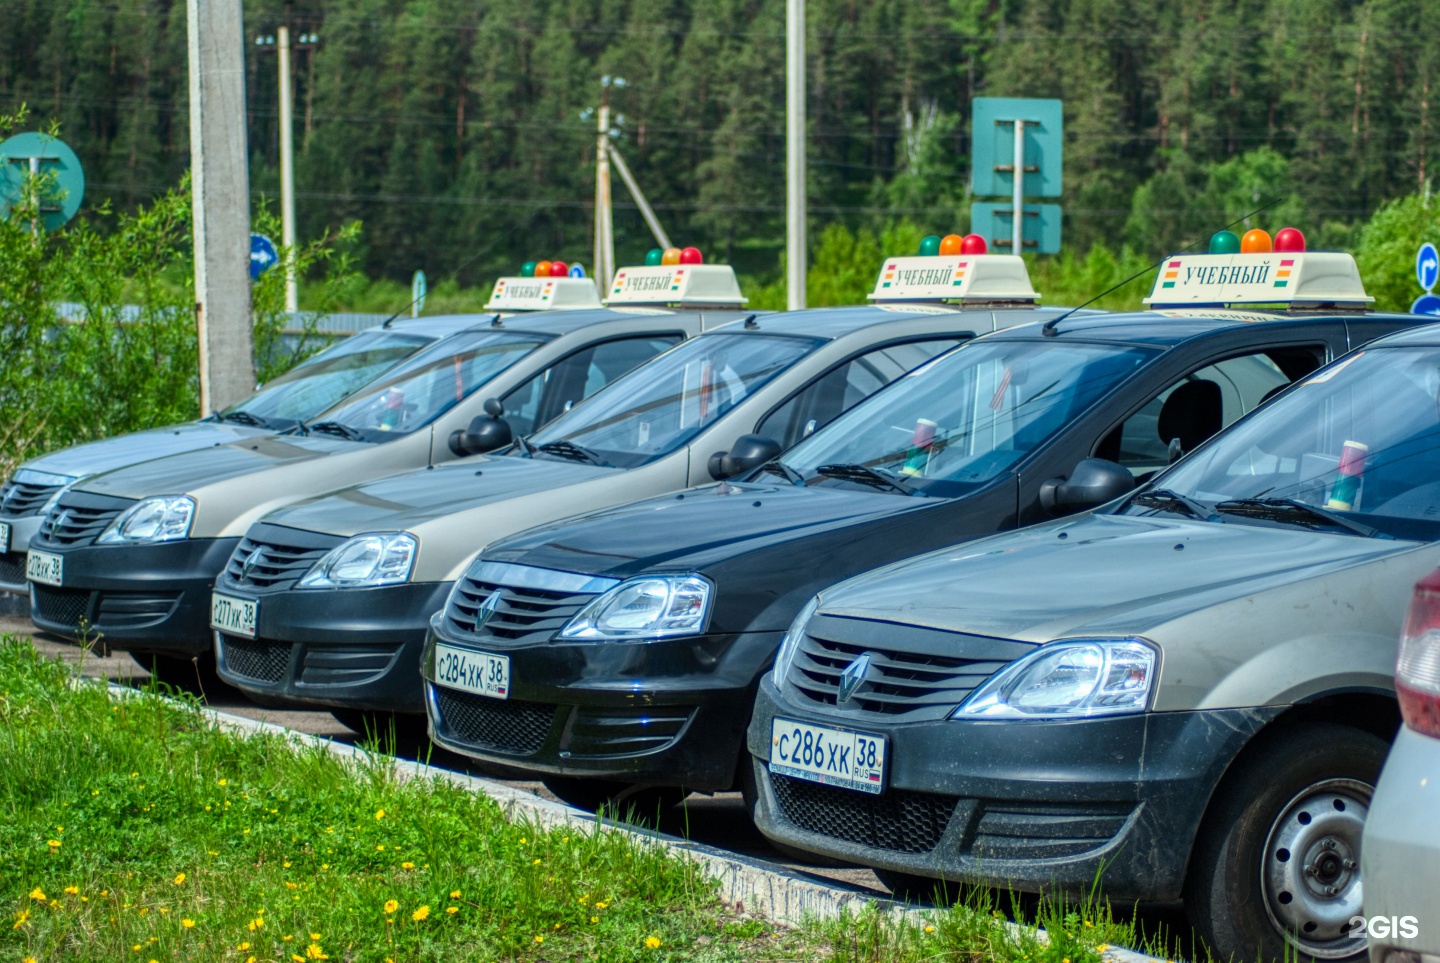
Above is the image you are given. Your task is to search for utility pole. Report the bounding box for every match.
[593,76,626,291]
[786,0,807,310]
[188,0,254,414]
[257,5,318,314]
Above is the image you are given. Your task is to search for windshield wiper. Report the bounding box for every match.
[536,440,611,467]
[305,420,367,442]
[758,460,805,485]
[218,410,271,429]
[1214,497,1382,538]
[1129,488,1214,520]
[815,463,916,496]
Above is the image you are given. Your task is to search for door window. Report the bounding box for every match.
[501,335,681,437]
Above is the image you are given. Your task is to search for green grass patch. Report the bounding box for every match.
[0,637,1156,962]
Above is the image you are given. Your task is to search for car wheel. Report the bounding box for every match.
[874,867,966,905]
[130,651,220,694]
[541,776,689,824]
[329,709,427,740]
[1185,722,1386,963]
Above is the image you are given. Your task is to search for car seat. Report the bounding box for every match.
[1157,379,1224,460]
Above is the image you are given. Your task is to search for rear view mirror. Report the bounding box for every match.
[1039,458,1135,514]
[449,398,513,456]
[708,434,783,481]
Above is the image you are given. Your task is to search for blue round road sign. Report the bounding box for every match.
[250,234,279,281]
[1411,293,1440,317]
[1418,243,1439,293]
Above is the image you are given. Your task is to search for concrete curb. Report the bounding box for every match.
[104,681,1167,963]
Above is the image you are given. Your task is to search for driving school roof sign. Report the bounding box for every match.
[868,254,1038,303]
[605,264,747,307]
[1145,253,1372,308]
[484,276,602,312]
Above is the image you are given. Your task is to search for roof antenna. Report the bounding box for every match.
[1039,196,1284,338]
[381,219,536,328]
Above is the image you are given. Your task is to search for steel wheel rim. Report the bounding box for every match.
[1260,777,1371,959]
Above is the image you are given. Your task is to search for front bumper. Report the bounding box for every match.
[0,514,43,595]
[746,675,1278,902]
[421,626,783,792]
[214,580,452,715]
[1364,725,1440,960]
[28,537,240,655]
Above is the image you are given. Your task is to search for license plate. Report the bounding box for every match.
[26,549,63,587]
[210,593,258,638]
[769,717,887,794]
[0,521,9,554]
[433,643,510,700]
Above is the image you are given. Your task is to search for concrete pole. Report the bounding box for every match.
[188,0,254,414]
[1011,120,1025,256]
[593,102,615,290]
[278,18,298,312]
[607,142,672,251]
[786,0,807,310]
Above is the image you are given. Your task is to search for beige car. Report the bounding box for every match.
[26,266,750,670]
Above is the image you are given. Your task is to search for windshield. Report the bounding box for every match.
[308,329,548,442]
[1132,346,1440,540]
[528,333,821,468]
[780,340,1157,496]
[220,330,431,429]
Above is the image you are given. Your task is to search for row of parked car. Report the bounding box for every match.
[2,240,1436,963]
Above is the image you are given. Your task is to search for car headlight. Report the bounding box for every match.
[559,574,712,641]
[96,495,196,544]
[297,533,417,589]
[772,596,819,688]
[954,638,1157,719]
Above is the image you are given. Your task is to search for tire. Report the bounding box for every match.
[874,867,966,905]
[130,651,220,694]
[541,776,689,824]
[329,709,427,740]
[1184,722,1386,963]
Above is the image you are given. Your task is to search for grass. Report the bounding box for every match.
[0,636,1162,962]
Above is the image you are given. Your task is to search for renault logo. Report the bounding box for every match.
[52,509,71,533]
[240,547,266,581]
[473,592,502,630]
[836,653,873,705]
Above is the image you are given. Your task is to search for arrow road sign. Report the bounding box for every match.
[1418,243,1439,293]
[250,234,279,281]
[1412,293,1440,317]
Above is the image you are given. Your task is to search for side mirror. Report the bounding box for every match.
[708,434,783,481]
[1039,458,1135,514]
[448,399,513,456]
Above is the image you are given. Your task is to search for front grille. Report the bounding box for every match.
[39,505,123,546]
[32,586,92,629]
[444,578,597,645]
[0,478,63,517]
[785,615,1033,721]
[220,635,293,683]
[770,773,959,854]
[95,592,181,629]
[434,686,553,755]
[563,705,694,757]
[222,525,341,592]
[300,643,401,686]
[0,552,25,585]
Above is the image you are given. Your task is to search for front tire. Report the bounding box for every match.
[1185,722,1386,963]
[541,776,689,824]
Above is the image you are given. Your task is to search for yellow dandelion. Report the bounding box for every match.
[449,889,461,899]
[532,858,542,865]
[247,958,256,963]
[13,908,30,929]
[383,899,399,914]
[292,955,305,963]
[320,864,330,870]
[207,851,218,857]
[591,916,599,924]
[23,957,37,963]
[595,901,609,909]
[138,907,149,916]
[306,944,329,960]
[310,933,321,941]
[159,907,170,915]
[645,935,662,949]
[401,861,415,870]
[1098,946,1111,953]
[374,809,385,820]
[238,943,251,951]
[173,872,186,885]
[534,935,544,944]
[519,838,526,844]
[282,934,293,942]
[47,839,61,849]
[181,918,196,929]
[375,845,385,852]
[64,885,79,895]
[218,778,227,786]
[132,945,141,952]
[924,925,935,933]
[285,882,298,890]
[412,905,430,922]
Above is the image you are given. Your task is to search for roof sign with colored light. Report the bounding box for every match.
[605,264,747,307]
[1145,253,1372,308]
[867,254,1038,304]
[484,276,603,312]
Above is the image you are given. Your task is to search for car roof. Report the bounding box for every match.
[383,308,695,340]
[694,304,1094,341]
[1367,321,1440,347]
[980,308,1426,347]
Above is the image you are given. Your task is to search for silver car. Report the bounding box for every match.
[748,322,1440,963]
[1362,569,1440,963]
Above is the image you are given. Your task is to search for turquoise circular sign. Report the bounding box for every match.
[0,132,85,230]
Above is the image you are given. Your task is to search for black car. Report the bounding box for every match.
[418,294,1425,812]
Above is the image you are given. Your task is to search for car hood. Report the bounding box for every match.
[484,480,921,578]
[74,433,362,499]
[820,512,1425,643]
[21,421,272,481]
[262,455,622,538]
